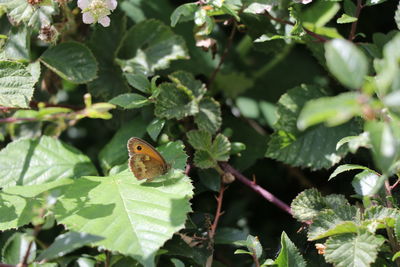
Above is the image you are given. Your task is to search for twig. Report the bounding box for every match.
[0,264,16,267]
[250,248,261,267]
[391,178,400,190]
[206,184,226,267]
[208,21,237,89]
[220,162,292,215]
[0,117,37,123]
[185,164,192,176]
[264,11,328,43]
[348,0,363,41]
[209,184,226,239]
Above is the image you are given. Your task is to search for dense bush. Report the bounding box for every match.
[0,0,400,266]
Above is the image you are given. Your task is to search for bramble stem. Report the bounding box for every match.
[220,162,292,215]
[348,0,363,41]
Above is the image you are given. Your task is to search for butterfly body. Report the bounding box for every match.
[127,137,169,180]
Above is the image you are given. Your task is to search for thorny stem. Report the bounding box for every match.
[264,11,328,43]
[348,0,363,41]
[206,184,226,267]
[0,264,15,267]
[220,162,292,215]
[208,21,237,89]
[250,248,261,267]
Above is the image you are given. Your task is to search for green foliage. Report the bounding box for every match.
[187,130,230,169]
[117,19,189,76]
[36,232,104,261]
[0,136,97,188]
[266,85,360,170]
[40,42,98,84]
[0,61,38,108]
[325,39,368,90]
[1,0,400,266]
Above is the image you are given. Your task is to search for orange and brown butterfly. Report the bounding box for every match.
[127,137,170,180]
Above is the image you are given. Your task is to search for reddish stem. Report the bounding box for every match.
[209,184,226,239]
[348,0,363,41]
[220,162,292,215]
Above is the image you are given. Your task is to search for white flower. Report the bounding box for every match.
[77,0,117,27]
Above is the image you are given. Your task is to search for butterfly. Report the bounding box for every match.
[127,137,170,180]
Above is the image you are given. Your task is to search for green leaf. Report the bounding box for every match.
[0,0,58,29]
[236,97,260,119]
[1,233,36,264]
[336,132,370,153]
[297,92,362,130]
[290,188,327,222]
[87,15,130,99]
[215,227,248,245]
[0,178,69,231]
[40,42,98,84]
[395,214,400,241]
[352,170,381,196]
[308,206,358,240]
[374,33,400,95]
[155,71,205,120]
[170,3,198,27]
[55,170,193,266]
[109,93,149,109]
[157,140,188,170]
[325,39,368,89]
[365,0,387,6]
[210,134,231,162]
[259,101,278,128]
[98,117,147,173]
[245,235,263,259]
[337,14,357,24]
[324,231,384,267]
[125,73,151,94]
[363,206,399,229]
[194,97,222,134]
[301,1,340,27]
[146,118,165,141]
[266,85,360,170]
[187,130,212,150]
[36,232,104,261]
[4,26,30,61]
[329,164,376,181]
[117,19,188,76]
[0,61,37,108]
[274,232,306,267]
[0,136,97,188]
[187,130,230,169]
[214,71,254,98]
[365,120,400,174]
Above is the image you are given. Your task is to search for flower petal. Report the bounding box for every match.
[82,12,95,24]
[98,16,111,27]
[105,0,117,10]
[77,0,90,9]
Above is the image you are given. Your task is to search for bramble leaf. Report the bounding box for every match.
[36,232,104,261]
[274,232,307,267]
[324,231,384,267]
[297,92,362,130]
[40,42,97,84]
[291,189,326,222]
[109,93,149,109]
[194,97,222,134]
[329,164,376,181]
[266,85,360,170]
[0,61,37,108]
[146,118,165,141]
[0,136,97,188]
[155,71,205,120]
[117,19,189,76]
[325,39,368,90]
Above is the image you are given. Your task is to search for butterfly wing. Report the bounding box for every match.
[129,153,167,180]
